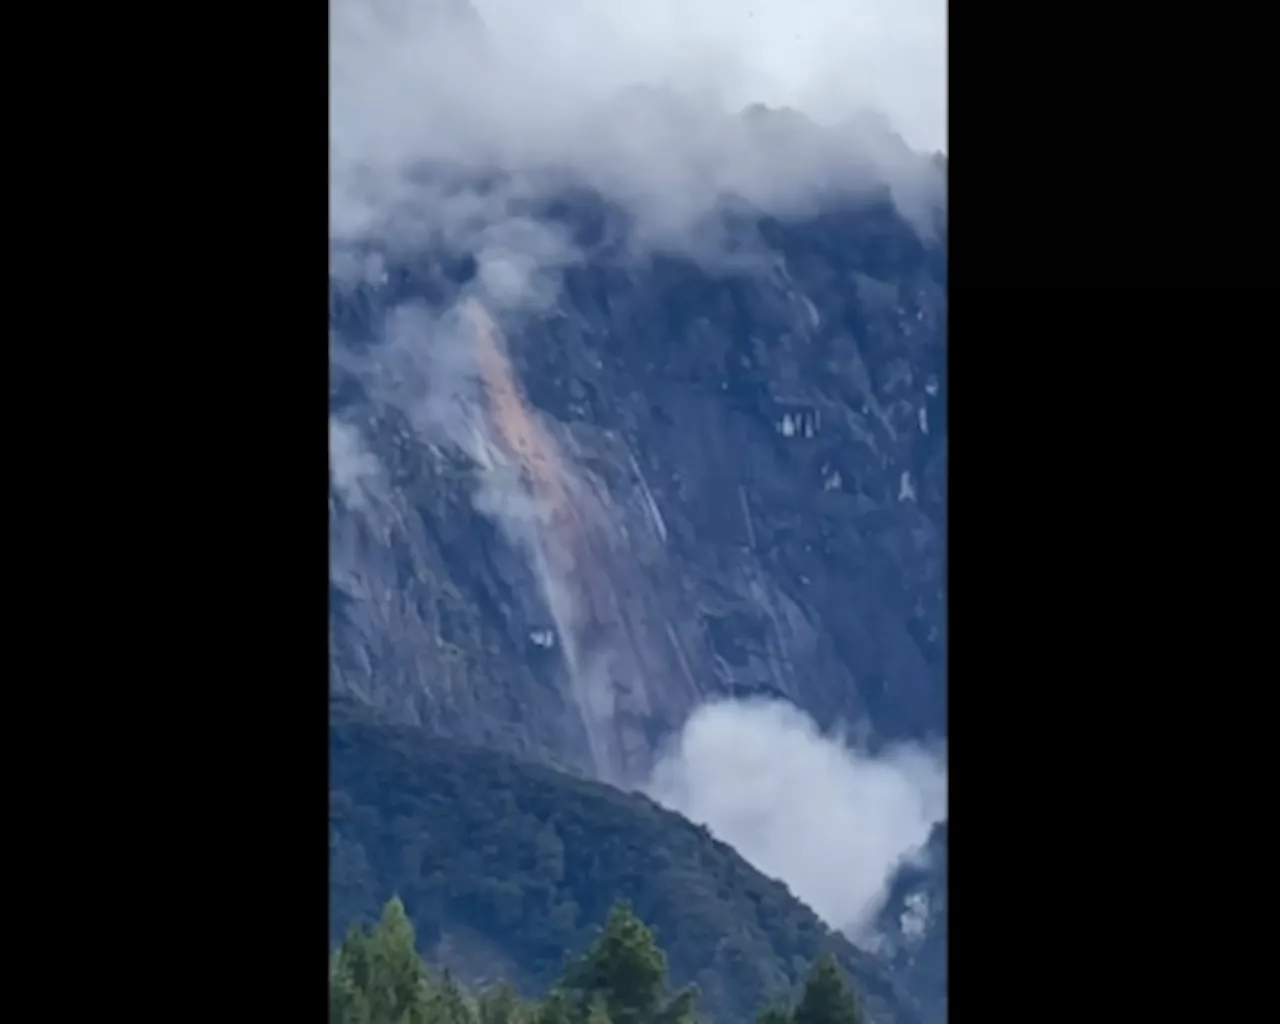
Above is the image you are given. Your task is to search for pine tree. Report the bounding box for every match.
[533,989,574,1024]
[564,903,665,1023]
[332,925,376,1024]
[585,998,613,1024]
[653,986,698,1024]
[332,895,876,1024]
[427,970,477,1024]
[792,954,864,1024]
[331,898,436,1024]
[331,955,374,1024]
[562,903,698,1024]
[478,984,527,1024]
[367,897,433,1024]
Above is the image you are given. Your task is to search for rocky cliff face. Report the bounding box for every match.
[873,823,948,1024]
[328,102,948,1018]
[330,171,946,784]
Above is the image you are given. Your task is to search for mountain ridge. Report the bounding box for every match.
[330,697,926,1024]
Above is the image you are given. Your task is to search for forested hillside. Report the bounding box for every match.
[330,699,921,1024]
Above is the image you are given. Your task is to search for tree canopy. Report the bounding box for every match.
[332,895,871,1024]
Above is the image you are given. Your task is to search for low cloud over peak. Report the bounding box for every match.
[330,0,946,250]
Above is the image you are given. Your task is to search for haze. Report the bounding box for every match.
[469,0,946,153]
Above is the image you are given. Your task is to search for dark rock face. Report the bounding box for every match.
[329,161,947,1015]
[874,823,948,1024]
[330,183,946,761]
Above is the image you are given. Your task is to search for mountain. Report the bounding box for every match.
[329,98,947,1020]
[329,169,946,782]
[330,698,925,1024]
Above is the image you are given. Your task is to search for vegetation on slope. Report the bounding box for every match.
[332,895,869,1024]
[330,700,920,1024]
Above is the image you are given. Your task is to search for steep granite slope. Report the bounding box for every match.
[873,824,947,1024]
[328,104,947,1019]
[329,178,946,784]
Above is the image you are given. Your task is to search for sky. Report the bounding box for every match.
[468,0,947,153]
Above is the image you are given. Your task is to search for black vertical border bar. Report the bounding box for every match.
[945,0,1154,1015]
[94,2,334,1016]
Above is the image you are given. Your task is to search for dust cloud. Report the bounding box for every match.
[646,698,947,945]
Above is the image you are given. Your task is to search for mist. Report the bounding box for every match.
[646,698,947,945]
[467,0,946,151]
[329,418,383,512]
[329,0,949,444]
[330,0,946,252]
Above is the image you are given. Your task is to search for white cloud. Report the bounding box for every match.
[469,0,946,153]
[330,0,946,252]
[329,418,382,511]
[646,698,946,943]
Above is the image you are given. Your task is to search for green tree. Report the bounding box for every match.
[332,896,877,1024]
[562,903,698,1024]
[792,954,863,1024]
[332,926,375,1024]
[331,940,374,1024]
[479,984,528,1024]
[585,999,613,1024]
[331,897,436,1024]
[653,986,698,1024]
[533,989,574,1024]
[426,970,477,1024]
